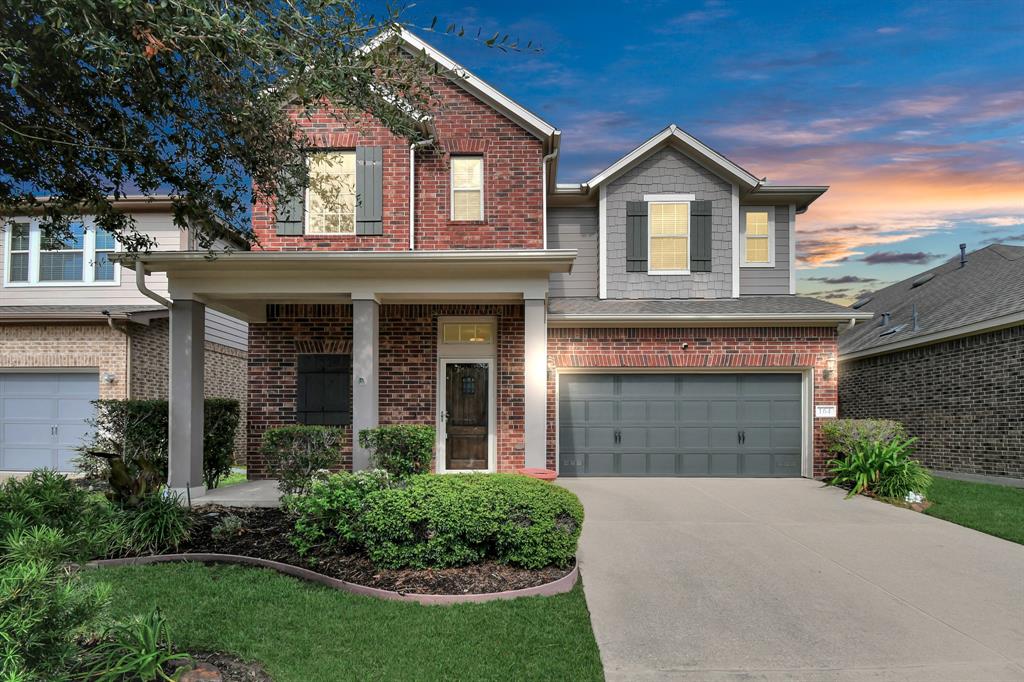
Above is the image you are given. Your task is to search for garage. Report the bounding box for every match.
[0,372,98,472]
[558,373,803,477]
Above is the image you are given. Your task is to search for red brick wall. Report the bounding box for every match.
[546,326,839,477]
[246,303,526,478]
[251,76,545,252]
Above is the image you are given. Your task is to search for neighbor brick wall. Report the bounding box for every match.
[547,326,839,477]
[246,303,526,479]
[840,325,1024,480]
[251,74,544,252]
[0,322,129,399]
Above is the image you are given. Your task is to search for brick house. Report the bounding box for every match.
[0,198,249,472]
[839,243,1024,484]
[115,29,869,497]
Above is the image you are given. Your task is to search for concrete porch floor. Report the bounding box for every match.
[194,479,282,507]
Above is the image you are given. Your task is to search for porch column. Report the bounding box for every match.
[523,298,547,468]
[168,298,205,497]
[351,297,379,471]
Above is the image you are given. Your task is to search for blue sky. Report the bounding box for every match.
[402,0,1024,302]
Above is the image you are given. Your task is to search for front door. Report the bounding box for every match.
[440,361,491,471]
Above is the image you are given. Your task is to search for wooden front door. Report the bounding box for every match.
[442,361,490,470]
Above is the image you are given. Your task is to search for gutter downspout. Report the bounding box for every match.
[541,147,559,250]
[135,261,171,308]
[408,138,433,250]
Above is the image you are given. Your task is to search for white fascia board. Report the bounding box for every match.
[548,312,875,324]
[731,184,740,297]
[598,185,608,299]
[789,204,796,295]
[586,125,760,189]
[839,310,1024,361]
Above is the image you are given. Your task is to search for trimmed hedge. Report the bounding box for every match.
[287,470,392,557]
[79,398,240,489]
[358,424,434,478]
[359,474,583,570]
[261,425,345,496]
[822,419,907,457]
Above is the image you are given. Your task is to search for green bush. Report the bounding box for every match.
[822,419,908,457]
[360,474,583,570]
[288,470,392,558]
[121,493,193,555]
[828,437,933,500]
[261,425,345,496]
[77,398,241,490]
[80,607,189,682]
[358,425,435,479]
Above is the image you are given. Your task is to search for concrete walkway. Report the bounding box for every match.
[560,478,1024,681]
[194,479,282,507]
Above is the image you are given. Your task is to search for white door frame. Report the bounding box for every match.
[436,357,497,474]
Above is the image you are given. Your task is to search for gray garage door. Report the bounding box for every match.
[0,372,98,472]
[559,373,803,477]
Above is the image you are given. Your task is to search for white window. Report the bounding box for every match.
[4,219,120,287]
[305,151,356,234]
[442,322,494,344]
[451,156,483,221]
[648,202,690,273]
[741,206,775,267]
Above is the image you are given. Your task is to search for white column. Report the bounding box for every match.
[351,297,379,471]
[523,298,548,469]
[168,298,205,497]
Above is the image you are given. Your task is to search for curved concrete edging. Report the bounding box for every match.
[83,553,579,606]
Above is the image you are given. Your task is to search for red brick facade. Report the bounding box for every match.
[546,326,839,477]
[246,303,526,478]
[251,76,545,252]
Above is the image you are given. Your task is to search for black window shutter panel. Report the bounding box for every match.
[297,355,352,426]
[275,156,305,236]
[355,146,383,235]
[626,201,648,272]
[690,200,713,272]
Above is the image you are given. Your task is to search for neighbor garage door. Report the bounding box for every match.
[0,372,98,472]
[558,373,802,477]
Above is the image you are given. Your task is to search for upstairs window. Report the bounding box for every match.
[451,156,483,221]
[741,207,775,267]
[648,202,690,273]
[7,223,29,283]
[4,220,119,286]
[39,223,85,282]
[306,151,356,234]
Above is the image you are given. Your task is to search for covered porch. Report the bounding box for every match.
[118,250,574,497]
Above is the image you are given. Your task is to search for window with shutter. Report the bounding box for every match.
[305,151,356,234]
[296,354,352,426]
[648,202,690,273]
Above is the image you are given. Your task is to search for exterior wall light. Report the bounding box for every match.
[102,372,116,384]
[822,356,836,381]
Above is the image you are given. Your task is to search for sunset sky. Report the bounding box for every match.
[406,0,1024,303]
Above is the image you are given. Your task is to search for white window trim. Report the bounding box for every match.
[647,200,691,275]
[450,155,484,222]
[740,205,776,268]
[304,151,357,236]
[3,218,121,288]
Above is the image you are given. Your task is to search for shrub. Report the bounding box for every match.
[210,515,245,542]
[828,437,933,500]
[822,419,908,457]
[77,398,241,490]
[261,425,345,496]
[80,607,189,682]
[358,425,435,479]
[360,474,583,570]
[121,493,193,555]
[288,470,392,557]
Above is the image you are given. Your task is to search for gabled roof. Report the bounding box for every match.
[839,243,1024,359]
[370,28,558,143]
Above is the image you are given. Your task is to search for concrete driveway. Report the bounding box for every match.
[561,478,1024,681]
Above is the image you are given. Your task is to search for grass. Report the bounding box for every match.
[924,477,1024,544]
[80,563,604,682]
[215,467,247,488]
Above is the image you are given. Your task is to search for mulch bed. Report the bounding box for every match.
[153,505,572,595]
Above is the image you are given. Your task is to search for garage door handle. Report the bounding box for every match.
[737,430,745,444]
[614,429,621,444]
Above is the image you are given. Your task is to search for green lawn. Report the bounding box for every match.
[215,467,248,488]
[80,563,604,682]
[925,477,1024,544]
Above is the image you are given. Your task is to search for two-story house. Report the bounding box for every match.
[114,30,870,498]
[0,197,249,474]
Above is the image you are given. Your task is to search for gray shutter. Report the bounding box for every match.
[356,146,383,235]
[690,200,713,272]
[275,157,305,236]
[626,201,648,272]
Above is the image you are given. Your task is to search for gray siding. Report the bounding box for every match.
[205,309,248,351]
[606,146,733,299]
[739,205,792,295]
[548,207,598,297]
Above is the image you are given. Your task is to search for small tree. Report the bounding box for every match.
[261,425,345,496]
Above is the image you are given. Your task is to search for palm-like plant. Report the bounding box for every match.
[827,437,932,500]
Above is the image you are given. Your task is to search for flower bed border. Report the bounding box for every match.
[83,553,579,605]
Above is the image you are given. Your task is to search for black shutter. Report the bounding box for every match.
[626,201,648,272]
[355,146,383,235]
[275,157,305,236]
[297,354,352,426]
[690,200,713,272]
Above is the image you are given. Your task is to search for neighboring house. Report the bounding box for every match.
[114,29,870,497]
[839,243,1024,484]
[0,197,249,474]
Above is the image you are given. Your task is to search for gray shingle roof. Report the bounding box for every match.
[839,244,1024,356]
[549,295,863,319]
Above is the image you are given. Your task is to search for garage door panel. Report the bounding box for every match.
[774,454,801,475]
[709,453,739,475]
[56,448,79,471]
[741,400,772,423]
[680,427,709,447]
[774,426,802,449]
[743,427,772,449]
[588,401,615,423]
[588,428,616,448]
[58,398,95,420]
[647,401,676,422]
[679,401,708,423]
[3,398,54,419]
[681,374,736,397]
[773,400,801,421]
[2,447,51,471]
[586,453,616,475]
[742,453,773,476]
[620,453,647,475]
[4,421,53,443]
[566,401,587,421]
[648,428,677,448]
[709,401,737,423]
[1,374,59,395]
[680,453,709,474]
[710,427,738,448]
[620,400,646,421]
[620,428,646,448]
[565,374,614,396]
[648,453,676,475]
[621,375,676,397]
